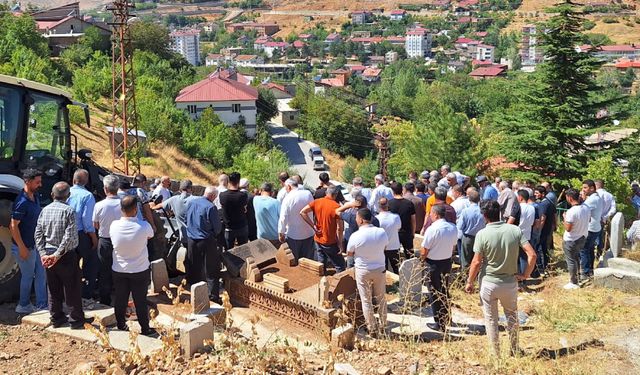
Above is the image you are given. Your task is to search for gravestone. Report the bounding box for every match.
[190,282,209,314]
[610,212,624,258]
[221,239,278,278]
[150,259,170,294]
[398,258,423,304]
[180,318,214,357]
[318,276,330,305]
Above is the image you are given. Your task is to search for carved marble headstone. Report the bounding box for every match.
[610,212,624,258]
[221,239,278,277]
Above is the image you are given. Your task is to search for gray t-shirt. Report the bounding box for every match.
[163,192,194,243]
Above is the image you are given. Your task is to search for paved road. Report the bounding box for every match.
[268,122,322,188]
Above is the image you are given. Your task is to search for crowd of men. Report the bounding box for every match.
[9,163,638,356]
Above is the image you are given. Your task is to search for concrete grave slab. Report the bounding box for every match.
[45,325,100,344]
[107,330,164,357]
[608,257,640,274]
[21,310,51,327]
[594,268,640,294]
[84,303,116,327]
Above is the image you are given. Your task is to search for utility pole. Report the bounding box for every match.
[108,0,140,175]
[372,116,392,180]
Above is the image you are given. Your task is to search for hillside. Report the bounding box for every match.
[74,104,218,185]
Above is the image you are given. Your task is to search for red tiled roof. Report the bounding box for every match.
[390,9,406,15]
[386,36,406,43]
[170,29,200,37]
[615,59,640,68]
[261,82,288,93]
[36,15,73,30]
[348,65,366,71]
[455,37,480,44]
[207,53,223,59]
[599,45,638,52]
[234,54,257,61]
[363,67,382,77]
[176,71,257,102]
[469,66,506,77]
[351,36,385,43]
[475,31,488,37]
[476,44,495,49]
[407,28,428,36]
[264,41,289,48]
[320,78,345,87]
[293,40,305,48]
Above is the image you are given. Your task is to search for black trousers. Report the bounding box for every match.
[384,249,400,274]
[425,258,452,328]
[225,226,248,250]
[399,231,414,258]
[113,269,150,332]
[97,237,113,305]
[47,251,84,325]
[187,237,220,300]
[76,231,98,299]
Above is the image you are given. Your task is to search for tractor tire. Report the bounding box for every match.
[0,226,20,303]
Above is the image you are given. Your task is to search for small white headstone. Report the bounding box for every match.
[610,212,624,258]
[398,258,423,304]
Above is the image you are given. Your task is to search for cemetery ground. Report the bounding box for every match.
[0,244,639,374]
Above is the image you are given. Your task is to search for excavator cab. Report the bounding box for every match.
[0,74,91,301]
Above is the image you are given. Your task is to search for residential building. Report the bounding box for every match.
[386,36,406,46]
[205,53,224,66]
[385,51,399,64]
[368,56,386,66]
[474,44,495,62]
[469,65,507,80]
[31,2,111,56]
[577,44,640,61]
[325,33,341,44]
[170,29,201,66]
[254,35,272,51]
[263,41,289,58]
[260,82,294,99]
[362,67,382,83]
[226,22,280,36]
[348,65,367,76]
[298,33,314,41]
[276,98,299,127]
[234,54,264,67]
[405,28,432,58]
[521,24,543,67]
[175,69,258,137]
[390,9,407,21]
[351,11,371,25]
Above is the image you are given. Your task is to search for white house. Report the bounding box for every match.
[389,9,407,21]
[474,44,495,62]
[405,28,432,58]
[263,41,289,58]
[205,53,224,66]
[175,69,258,137]
[170,29,201,66]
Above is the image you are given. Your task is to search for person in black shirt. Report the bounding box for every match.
[239,178,257,241]
[219,172,249,249]
[534,185,557,275]
[388,181,416,258]
[313,172,345,203]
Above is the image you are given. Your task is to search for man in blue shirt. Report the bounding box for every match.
[456,189,485,271]
[252,183,281,242]
[10,169,47,314]
[477,176,498,201]
[67,169,98,300]
[186,186,222,303]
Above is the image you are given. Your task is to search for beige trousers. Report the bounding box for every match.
[480,280,519,356]
[355,267,387,332]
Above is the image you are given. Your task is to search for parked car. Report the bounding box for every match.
[313,156,325,170]
[308,146,322,160]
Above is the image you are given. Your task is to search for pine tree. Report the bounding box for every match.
[492,0,618,184]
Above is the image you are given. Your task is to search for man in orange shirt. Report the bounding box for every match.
[425,182,453,216]
[300,186,346,274]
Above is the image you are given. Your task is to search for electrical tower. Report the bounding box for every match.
[108,0,140,175]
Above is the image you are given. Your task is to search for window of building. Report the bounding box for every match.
[289,115,295,120]
[187,105,197,114]
[232,104,241,113]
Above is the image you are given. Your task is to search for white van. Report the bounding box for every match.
[313,156,325,170]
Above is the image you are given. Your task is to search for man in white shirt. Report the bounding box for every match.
[580,179,603,278]
[109,195,155,336]
[595,179,616,257]
[276,172,290,202]
[376,198,402,273]
[278,179,315,260]
[152,176,172,202]
[369,174,393,214]
[450,185,470,217]
[213,173,229,210]
[92,174,121,305]
[562,189,590,289]
[347,208,389,336]
[421,204,458,332]
[351,176,371,203]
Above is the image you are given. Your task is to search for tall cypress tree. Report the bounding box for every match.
[492,0,617,184]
